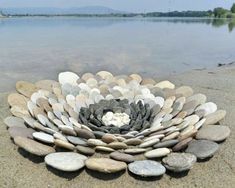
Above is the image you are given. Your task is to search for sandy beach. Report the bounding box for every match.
[0,65,234,188]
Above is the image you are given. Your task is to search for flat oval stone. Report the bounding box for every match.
[67,136,87,146]
[186,139,219,159]
[59,125,77,136]
[54,139,75,150]
[74,128,95,139]
[35,79,56,91]
[8,127,35,139]
[58,71,79,86]
[124,138,142,146]
[23,116,36,128]
[45,152,87,171]
[124,148,148,154]
[144,134,165,142]
[184,115,200,126]
[10,106,30,118]
[182,100,199,115]
[129,74,142,83]
[162,132,180,141]
[144,148,170,158]
[141,78,156,85]
[172,137,193,152]
[76,145,95,155]
[95,146,115,152]
[139,139,160,148]
[204,110,226,125]
[110,151,134,163]
[128,160,166,177]
[102,134,118,143]
[196,125,230,142]
[16,81,38,97]
[4,116,26,128]
[87,139,107,147]
[153,139,179,148]
[108,142,128,149]
[195,102,217,116]
[54,133,67,142]
[8,93,28,108]
[33,132,54,144]
[81,72,94,81]
[162,152,196,172]
[186,93,207,105]
[14,136,55,156]
[176,86,193,97]
[155,80,175,89]
[85,158,127,173]
[97,71,113,80]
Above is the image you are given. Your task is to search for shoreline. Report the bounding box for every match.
[0,65,234,188]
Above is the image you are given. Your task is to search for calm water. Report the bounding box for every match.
[0,17,235,92]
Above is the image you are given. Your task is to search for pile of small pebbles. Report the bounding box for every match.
[4,71,230,179]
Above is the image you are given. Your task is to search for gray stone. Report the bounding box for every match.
[76,145,95,155]
[14,136,55,156]
[196,125,230,142]
[110,151,134,163]
[153,139,179,148]
[8,127,35,139]
[128,160,166,177]
[4,116,26,128]
[204,110,226,125]
[67,136,87,146]
[162,152,197,172]
[186,139,219,159]
[45,152,87,171]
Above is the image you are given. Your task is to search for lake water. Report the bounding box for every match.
[0,17,235,91]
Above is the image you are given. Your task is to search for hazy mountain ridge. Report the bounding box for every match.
[2,6,126,15]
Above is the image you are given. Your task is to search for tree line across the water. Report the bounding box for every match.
[1,3,235,18]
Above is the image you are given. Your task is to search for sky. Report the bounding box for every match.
[0,0,234,12]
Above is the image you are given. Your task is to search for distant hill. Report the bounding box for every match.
[2,6,126,15]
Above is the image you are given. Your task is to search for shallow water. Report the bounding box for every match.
[0,17,235,92]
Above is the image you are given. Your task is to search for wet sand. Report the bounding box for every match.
[0,65,235,188]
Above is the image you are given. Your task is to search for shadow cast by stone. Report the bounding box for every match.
[197,157,213,162]
[46,165,83,180]
[18,148,44,163]
[166,170,189,178]
[85,168,125,180]
[128,170,163,181]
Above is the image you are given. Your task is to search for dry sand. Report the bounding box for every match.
[0,65,235,188]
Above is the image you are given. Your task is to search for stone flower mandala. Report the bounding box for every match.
[4,71,230,177]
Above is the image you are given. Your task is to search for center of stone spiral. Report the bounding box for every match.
[101,112,130,127]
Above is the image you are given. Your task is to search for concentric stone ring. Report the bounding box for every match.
[4,71,230,177]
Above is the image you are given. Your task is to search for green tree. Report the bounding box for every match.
[231,3,235,13]
[213,7,228,18]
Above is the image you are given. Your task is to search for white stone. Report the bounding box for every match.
[155,80,175,89]
[58,71,79,86]
[195,102,217,116]
[45,152,87,171]
[33,132,54,144]
[102,112,130,127]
